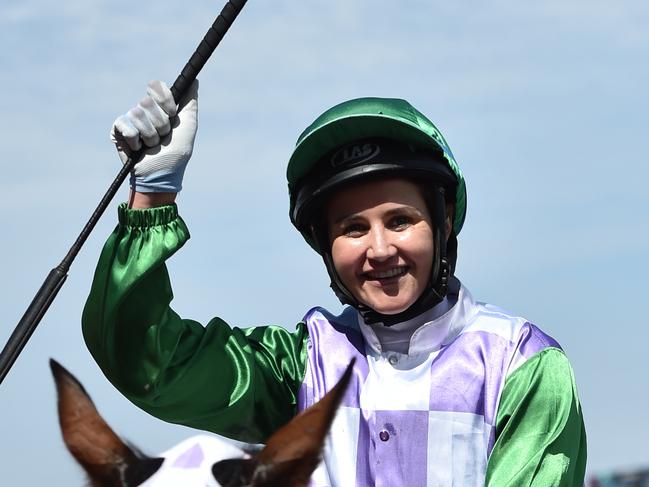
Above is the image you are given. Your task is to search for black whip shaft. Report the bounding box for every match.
[0,0,248,385]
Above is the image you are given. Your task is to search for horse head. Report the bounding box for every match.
[50,358,353,486]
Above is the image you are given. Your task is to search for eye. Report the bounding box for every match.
[341,222,367,237]
[389,215,413,230]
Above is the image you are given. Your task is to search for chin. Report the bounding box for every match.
[357,283,422,317]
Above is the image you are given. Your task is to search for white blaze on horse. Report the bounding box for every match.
[50,359,353,487]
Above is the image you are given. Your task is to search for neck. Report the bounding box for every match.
[368,297,454,354]
[361,277,461,354]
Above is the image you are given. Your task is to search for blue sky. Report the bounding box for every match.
[1,0,648,484]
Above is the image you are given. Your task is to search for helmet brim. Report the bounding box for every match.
[288,113,443,185]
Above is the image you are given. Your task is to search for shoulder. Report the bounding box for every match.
[300,305,367,354]
[301,305,360,331]
[457,285,563,375]
[507,347,575,385]
[499,347,581,425]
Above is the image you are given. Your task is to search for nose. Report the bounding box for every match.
[366,226,397,261]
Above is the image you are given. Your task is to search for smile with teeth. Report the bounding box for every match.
[364,266,409,280]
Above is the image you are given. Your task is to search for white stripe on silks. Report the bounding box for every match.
[426,411,489,487]
[315,406,361,487]
[361,352,437,411]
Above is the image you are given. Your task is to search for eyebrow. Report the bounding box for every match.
[333,206,422,225]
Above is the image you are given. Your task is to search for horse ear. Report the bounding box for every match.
[253,359,355,485]
[50,358,162,487]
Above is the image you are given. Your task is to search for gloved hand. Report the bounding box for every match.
[111,79,199,193]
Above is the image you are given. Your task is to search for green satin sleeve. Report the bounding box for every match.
[82,203,309,444]
[485,348,587,486]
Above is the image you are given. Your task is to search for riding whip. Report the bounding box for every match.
[0,0,248,385]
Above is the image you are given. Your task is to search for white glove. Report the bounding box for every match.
[111,79,199,193]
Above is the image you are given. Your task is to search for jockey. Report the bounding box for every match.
[83,80,587,486]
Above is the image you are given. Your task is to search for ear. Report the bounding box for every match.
[253,360,355,484]
[50,359,163,487]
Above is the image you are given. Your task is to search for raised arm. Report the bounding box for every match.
[83,81,309,443]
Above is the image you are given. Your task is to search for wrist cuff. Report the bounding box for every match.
[117,202,179,228]
[131,169,185,193]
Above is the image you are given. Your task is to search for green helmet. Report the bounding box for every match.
[287,97,467,325]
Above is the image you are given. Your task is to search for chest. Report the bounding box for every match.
[299,321,513,487]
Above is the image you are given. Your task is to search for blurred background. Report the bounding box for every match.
[1,0,648,484]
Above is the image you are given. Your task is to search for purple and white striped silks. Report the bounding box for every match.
[297,283,560,487]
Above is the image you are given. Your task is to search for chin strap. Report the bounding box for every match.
[316,184,453,327]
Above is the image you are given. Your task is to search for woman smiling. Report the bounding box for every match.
[83,83,587,486]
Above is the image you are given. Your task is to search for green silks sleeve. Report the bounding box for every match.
[82,203,309,444]
[486,348,587,486]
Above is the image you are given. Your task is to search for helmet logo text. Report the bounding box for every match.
[330,143,381,167]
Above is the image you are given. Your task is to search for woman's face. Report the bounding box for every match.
[326,178,435,315]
